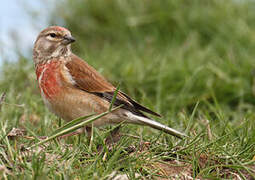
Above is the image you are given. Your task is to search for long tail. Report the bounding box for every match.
[126,112,188,139]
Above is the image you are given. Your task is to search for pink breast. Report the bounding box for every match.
[36,61,62,99]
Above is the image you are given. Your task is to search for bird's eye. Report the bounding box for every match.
[49,33,57,38]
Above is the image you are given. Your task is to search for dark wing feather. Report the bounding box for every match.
[91,91,150,118]
[120,92,161,117]
[66,54,161,117]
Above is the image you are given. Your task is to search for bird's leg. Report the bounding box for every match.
[97,125,122,152]
[85,126,93,144]
[104,125,122,145]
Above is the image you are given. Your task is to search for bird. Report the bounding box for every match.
[33,26,187,139]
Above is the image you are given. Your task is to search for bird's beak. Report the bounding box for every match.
[63,35,76,44]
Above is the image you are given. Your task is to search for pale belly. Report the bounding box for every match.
[44,87,124,127]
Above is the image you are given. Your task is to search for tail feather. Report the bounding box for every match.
[126,113,187,139]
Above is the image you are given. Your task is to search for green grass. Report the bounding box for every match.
[1,0,255,179]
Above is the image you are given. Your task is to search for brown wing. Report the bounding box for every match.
[66,54,161,117]
[66,54,115,92]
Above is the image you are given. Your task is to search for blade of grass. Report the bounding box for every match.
[0,92,6,112]
[28,105,123,149]
[216,144,255,179]
[197,121,249,151]
[198,164,251,177]
[185,101,199,135]
[24,125,41,142]
[89,123,94,151]
[1,122,14,161]
[109,84,120,111]
[50,114,95,136]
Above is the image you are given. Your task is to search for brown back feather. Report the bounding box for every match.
[66,54,161,117]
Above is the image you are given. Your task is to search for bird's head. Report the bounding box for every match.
[33,26,75,64]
